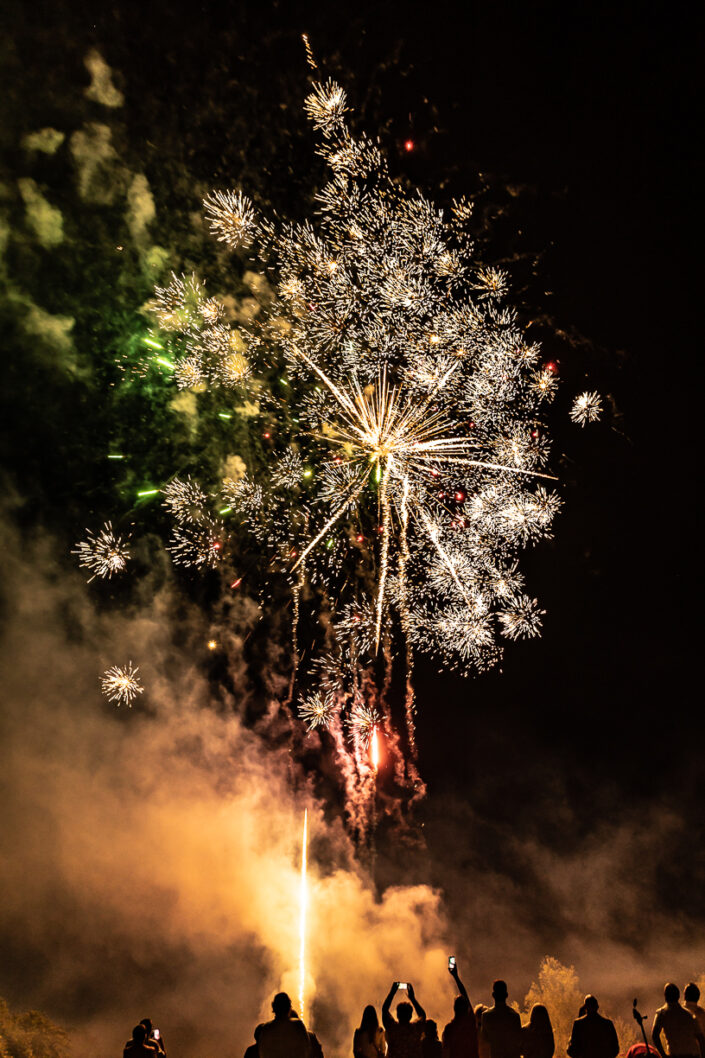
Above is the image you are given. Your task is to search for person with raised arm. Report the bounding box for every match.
[383,981,427,1058]
[443,960,479,1058]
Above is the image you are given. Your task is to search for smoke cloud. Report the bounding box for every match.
[1,515,703,1058]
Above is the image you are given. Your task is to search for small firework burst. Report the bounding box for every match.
[271,449,305,489]
[203,189,258,249]
[72,522,130,582]
[101,662,144,706]
[303,79,347,136]
[298,691,337,731]
[498,594,545,639]
[571,390,603,426]
[168,520,224,569]
[347,702,381,747]
[162,476,209,522]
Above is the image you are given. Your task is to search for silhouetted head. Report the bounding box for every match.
[584,996,599,1015]
[493,980,509,1002]
[685,984,701,1003]
[397,1001,413,1024]
[454,995,471,1017]
[272,992,292,1018]
[425,1020,440,1041]
[529,1005,553,1032]
[132,1026,147,1043]
[360,1006,379,1034]
[475,1004,488,1027]
[664,984,680,1004]
[140,1020,153,1035]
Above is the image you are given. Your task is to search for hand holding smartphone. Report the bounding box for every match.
[448,956,456,970]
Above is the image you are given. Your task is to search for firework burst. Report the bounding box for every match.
[299,691,337,731]
[73,522,130,582]
[192,77,567,681]
[101,662,144,706]
[571,390,603,426]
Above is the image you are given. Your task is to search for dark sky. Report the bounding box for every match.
[0,0,702,1048]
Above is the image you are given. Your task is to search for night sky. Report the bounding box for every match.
[0,1,701,1054]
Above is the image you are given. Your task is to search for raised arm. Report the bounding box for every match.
[383,982,398,1030]
[450,962,471,1007]
[407,983,426,1021]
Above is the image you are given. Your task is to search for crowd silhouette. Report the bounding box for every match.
[121,973,705,1058]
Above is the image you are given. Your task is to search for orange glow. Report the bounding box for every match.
[371,726,380,772]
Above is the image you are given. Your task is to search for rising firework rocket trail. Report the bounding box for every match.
[298,808,308,1022]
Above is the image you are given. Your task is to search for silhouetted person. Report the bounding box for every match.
[567,995,619,1058]
[290,1009,323,1058]
[243,1024,262,1058]
[522,1004,554,1058]
[423,1021,443,1058]
[354,1005,387,1058]
[653,984,704,1058]
[684,986,705,1041]
[257,992,310,1058]
[475,1007,491,1058]
[140,1019,166,1058]
[443,961,479,1058]
[124,1025,159,1058]
[383,982,427,1058]
[480,981,522,1058]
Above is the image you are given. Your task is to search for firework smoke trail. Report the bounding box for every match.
[298,808,308,1022]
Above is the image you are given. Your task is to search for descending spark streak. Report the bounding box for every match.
[374,456,394,649]
[291,479,367,571]
[398,476,417,751]
[417,506,475,609]
[298,808,308,1023]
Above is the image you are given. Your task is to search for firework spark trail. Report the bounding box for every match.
[291,478,367,572]
[398,477,418,754]
[374,456,394,649]
[298,808,308,1022]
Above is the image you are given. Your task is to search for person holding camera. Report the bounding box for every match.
[382,981,427,1058]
